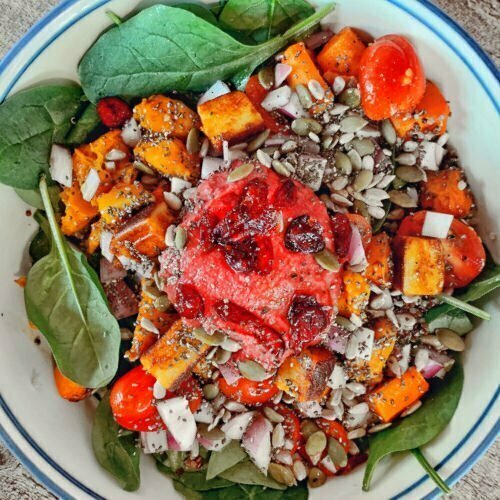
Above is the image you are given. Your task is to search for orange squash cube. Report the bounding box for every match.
[338,270,371,318]
[60,182,99,236]
[366,233,393,287]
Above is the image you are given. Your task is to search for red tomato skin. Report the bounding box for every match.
[360,35,426,120]
[266,403,301,453]
[110,366,165,432]
[218,377,279,405]
[166,376,203,414]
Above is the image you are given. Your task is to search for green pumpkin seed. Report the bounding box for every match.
[215,347,231,364]
[340,116,368,133]
[143,279,162,299]
[392,177,407,190]
[291,118,310,136]
[258,67,275,90]
[186,128,201,154]
[381,119,397,145]
[227,163,255,182]
[272,160,291,177]
[198,423,225,440]
[308,467,326,488]
[296,84,313,109]
[269,463,296,487]
[315,249,340,272]
[335,151,352,175]
[238,360,270,381]
[281,140,298,153]
[338,88,361,108]
[175,227,187,250]
[348,149,362,170]
[300,420,320,439]
[322,136,334,150]
[134,160,155,175]
[396,165,424,183]
[327,437,348,468]
[395,153,417,166]
[389,190,418,208]
[353,169,374,192]
[436,328,465,352]
[247,129,270,153]
[203,383,220,401]
[263,406,285,423]
[304,118,322,134]
[154,294,171,312]
[305,431,327,457]
[351,138,376,156]
[193,328,225,346]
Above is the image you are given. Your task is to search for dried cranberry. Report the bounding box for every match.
[212,206,248,244]
[175,283,204,319]
[330,213,353,260]
[273,179,298,209]
[285,215,325,254]
[195,211,219,252]
[288,295,328,351]
[215,301,256,325]
[96,97,132,128]
[246,208,277,235]
[240,179,269,219]
[223,237,258,273]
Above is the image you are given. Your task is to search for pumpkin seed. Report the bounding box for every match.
[227,163,254,182]
[163,191,182,211]
[269,463,296,487]
[272,160,291,177]
[247,129,270,153]
[436,328,465,352]
[215,347,231,364]
[353,170,374,192]
[264,406,285,423]
[335,151,352,175]
[308,467,326,488]
[291,118,309,136]
[198,423,225,440]
[143,279,162,299]
[381,119,397,145]
[134,160,155,175]
[308,131,320,143]
[368,205,386,219]
[308,79,325,100]
[238,360,270,381]
[305,431,327,457]
[368,422,392,434]
[154,295,171,312]
[395,153,417,166]
[351,138,376,157]
[331,193,353,207]
[338,88,361,108]
[272,424,286,449]
[293,460,307,481]
[175,227,187,250]
[420,335,444,349]
[389,190,418,208]
[331,176,348,191]
[362,155,375,170]
[396,165,425,183]
[203,383,219,400]
[186,128,201,154]
[194,328,225,346]
[315,249,340,272]
[327,437,348,467]
[333,76,346,95]
[322,136,334,150]
[353,199,370,219]
[281,140,298,153]
[305,118,323,134]
[392,177,407,190]
[258,67,275,90]
[296,84,313,109]
[347,149,362,170]
[387,207,405,220]
[300,420,320,439]
[403,140,419,152]
[340,116,368,133]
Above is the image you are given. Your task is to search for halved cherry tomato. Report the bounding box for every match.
[359,35,426,120]
[317,419,350,452]
[331,213,353,261]
[397,211,485,288]
[265,403,301,453]
[166,376,203,414]
[347,213,372,248]
[218,376,279,405]
[110,366,165,432]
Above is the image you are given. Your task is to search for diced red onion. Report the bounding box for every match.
[274,63,292,87]
[121,117,142,147]
[166,430,182,451]
[49,145,72,187]
[279,92,307,119]
[201,156,226,179]
[421,359,444,379]
[140,430,168,454]
[198,80,231,106]
[242,415,272,474]
[100,257,126,283]
[422,211,453,239]
[218,360,241,385]
[81,168,100,202]
[304,29,333,50]
[221,412,255,440]
[157,397,197,451]
[261,86,292,111]
[348,225,366,266]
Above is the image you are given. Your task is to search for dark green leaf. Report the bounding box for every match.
[411,448,451,494]
[79,4,334,101]
[219,461,285,490]
[362,359,464,491]
[29,211,51,263]
[426,308,474,336]
[64,102,101,145]
[92,393,140,491]
[207,440,247,479]
[24,178,120,388]
[0,85,83,189]
[15,184,60,211]
[174,3,219,25]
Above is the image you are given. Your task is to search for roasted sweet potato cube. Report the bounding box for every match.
[198,91,265,153]
[338,270,370,318]
[134,137,200,180]
[275,347,335,402]
[141,320,211,390]
[134,95,200,139]
[395,236,445,296]
[86,221,102,254]
[366,233,393,287]
[60,182,99,236]
[97,182,154,227]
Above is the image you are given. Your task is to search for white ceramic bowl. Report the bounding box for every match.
[0,1,498,498]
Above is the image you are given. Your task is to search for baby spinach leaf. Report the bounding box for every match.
[92,393,140,491]
[24,177,120,388]
[79,4,334,101]
[29,211,51,263]
[426,308,474,336]
[15,184,60,211]
[219,461,286,490]
[207,440,247,479]
[411,448,451,494]
[0,85,83,189]
[219,0,315,43]
[362,359,464,491]
[64,101,101,145]
[174,3,219,25]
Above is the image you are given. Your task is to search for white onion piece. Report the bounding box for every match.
[348,225,367,266]
[242,415,272,474]
[121,118,142,147]
[279,92,307,119]
[141,430,168,454]
[420,142,445,171]
[218,361,241,385]
[422,211,453,239]
[81,168,100,202]
[202,156,226,179]
[221,411,255,440]
[198,80,231,105]
[49,145,72,187]
[328,364,346,389]
[421,359,444,379]
[274,63,292,87]
[194,401,215,424]
[166,430,182,451]
[354,328,375,360]
[157,397,197,451]
[296,401,323,418]
[261,86,292,111]
[170,177,192,194]
[106,149,127,161]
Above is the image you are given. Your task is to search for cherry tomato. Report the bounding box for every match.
[218,376,279,405]
[265,403,301,453]
[167,376,203,414]
[346,213,372,248]
[110,366,165,432]
[397,211,485,288]
[317,419,350,452]
[359,35,426,120]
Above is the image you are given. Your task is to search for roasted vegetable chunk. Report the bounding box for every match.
[53,365,90,402]
[60,182,99,236]
[338,270,370,317]
[366,233,393,287]
[395,236,444,296]
[275,347,334,402]
[198,91,265,153]
[141,320,211,390]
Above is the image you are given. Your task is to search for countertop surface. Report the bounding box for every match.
[0,0,498,498]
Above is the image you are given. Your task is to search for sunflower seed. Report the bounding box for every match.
[338,88,361,108]
[258,66,274,90]
[248,129,270,152]
[315,249,340,271]
[403,140,418,152]
[296,84,313,109]
[272,423,286,448]
[227,163,254,182]
[436,328,466,352]
[340,132,355,145]
[203,384,219,400]
[281,140,298,153]
[381,119,397,145]
[140,317,159,334]
[353,170,373,192]
[362,155,375,170]
[420,335,444,349]
[293,461,307,481]
[308,79,325,100]
[395,153,417,166]
[369,423,392,434]
[335,152,352,175]
[306,431,327,457]
[134,160,155,175]
[331,176,349,191]
[264,406,285,424]
[347,428,366,440]
[272,160,291,177]
[368,205,386,219]
[377,174,396,189]
[331,103,350,115]
[347,149,362,170]
[186,128,201,154]
[368,172,385,189]
[331,193,353,207]
[333,76,346,95]
[340,116,368,133]
[269,463,295,487]
[389,190,418,208]
[194,328,225,346]
[309,131,320,143]
[175,227,187,250]
[256,149,272,168]
[238,360,270,381]
[322,136,334,150]
[351,138,375,157]
[163,192,182,211]
[400,400,422,417]
[215,347,231,364]
[165,225,176,247]
[328,437,348,467]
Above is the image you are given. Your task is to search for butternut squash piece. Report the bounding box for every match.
[338,270,370,317]
[420,169,473,218]
[60,182,99,236]
[53,365,90,402]
[87,221,102,254]
[134,137,200,180]
[141,320,211,391]
[275,347,334,402]
[134,94,200,139]
[368,367,429,422]
[395,236,445,296]
[366,233,393,287]
[198,91,265,153]
[317,27,366,83]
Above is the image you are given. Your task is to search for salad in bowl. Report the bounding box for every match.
[0,1,498,498]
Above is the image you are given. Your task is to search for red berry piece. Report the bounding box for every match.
[285,215,325,254]
[224,237,258,273]
[331,213,353,260]
[273,179,298,209]
[254,236,274,275]
[240,179,269,219]
[97,97,132,128]
[175,283,204,319]
[288,294,328,351]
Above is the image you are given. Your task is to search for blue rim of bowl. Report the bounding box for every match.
[0,0,498,498]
